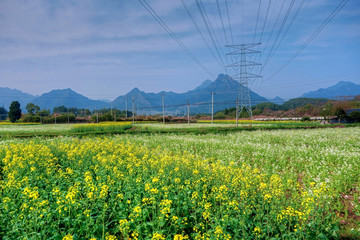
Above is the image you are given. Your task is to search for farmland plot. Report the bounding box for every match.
[0,127,359,239]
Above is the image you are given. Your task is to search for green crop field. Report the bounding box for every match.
[0,123,359,239]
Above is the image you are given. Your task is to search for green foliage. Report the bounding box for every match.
[215,107,236,119]
[349,111,360,123]
[301,116,311,121]
[38,109,50,117]
[53,106,90,116]
[92,112,113,122]
[53,105,68,113]
[320,102,334,117]
[22,113,76,124]
[282,98,330,110]
[8,101,22,123]
[335,107,347,119]
[26,103,40,115]
[254,102,282,111]
[69,122,132,133]
[22,115,41,123]
[239,110,250,118]
[214,112,226,119]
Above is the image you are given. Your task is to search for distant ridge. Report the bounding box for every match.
[301,81,360,99]
[1,74,269,113]
[32,88,109,110]
[0,87,35,111]
[194,79,212,91]
[112,74,268,114]
[268,96,285,105]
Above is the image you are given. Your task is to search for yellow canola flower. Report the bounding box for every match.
[0,134,339,239]
[174,234,189,240]
[105,235,117,240]
[152,233,165,240]
[62,234,73,240]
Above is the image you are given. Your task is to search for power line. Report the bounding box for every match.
[195,0,226,69]
[259,0,272,43]
[253,0,262,43]
[137,0,213,76]
[262,0,296,69]
[216,0,229,46]
[180,0,223,69]
[215,0,231,69]
[263,0,306,69]
[224,0,234,46]
[261,0,287,63]
[266,0,350,81]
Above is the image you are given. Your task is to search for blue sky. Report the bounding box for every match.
[0,0,359,100]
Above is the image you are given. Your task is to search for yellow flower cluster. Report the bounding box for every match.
[0,137,335,239]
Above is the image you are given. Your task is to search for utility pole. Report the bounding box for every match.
[67,109,70,124]
[211,92,215,124]
[54,112,57,124]
[114,106,116,122]
[226,43,262,120]
[187,100,190,125]
[162,93,165,124]
[95,107,98,123]
[125,96,128,119]
[132,96,135,125]
[236,98,239,127]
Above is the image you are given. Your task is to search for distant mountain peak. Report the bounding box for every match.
[335,81,356,86]
[268,96,285,105]
[302,81,360,99]
[31,88,108,110]
[127,87,142,95]
[216,73,231,82]
[194,79,212,91]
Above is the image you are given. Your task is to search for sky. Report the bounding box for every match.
[0,0,359,101]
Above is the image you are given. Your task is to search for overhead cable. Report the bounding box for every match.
[137,0,214,76]
[266,0,350,81]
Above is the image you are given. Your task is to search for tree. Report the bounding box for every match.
[349,111,360,123]
[9,101,22,123]
[26,103,40,115]
[334,107,347,123]
[38,109,50,117]
[53,105,67,114]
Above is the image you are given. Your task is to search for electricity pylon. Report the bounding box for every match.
[226,43,262,119]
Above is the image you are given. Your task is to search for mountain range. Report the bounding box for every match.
[0,87,36,111]
[1,75,359,114]
[301,81,360,99]
[112,74,268,114]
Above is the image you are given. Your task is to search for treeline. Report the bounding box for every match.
[24,105,134,123]
[3,102,134,123]
[214,96,360,122]
[2,96,360,123]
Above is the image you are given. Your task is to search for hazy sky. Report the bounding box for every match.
[0,0,359,100]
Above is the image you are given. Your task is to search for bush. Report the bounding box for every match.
[214,113,226,119]
[301,116,311,122]
[349,111,360,123]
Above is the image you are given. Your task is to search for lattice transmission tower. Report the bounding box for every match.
[226,43,262,119]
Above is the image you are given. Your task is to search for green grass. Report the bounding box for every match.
[1,121,358,139]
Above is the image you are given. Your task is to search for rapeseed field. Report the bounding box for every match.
[0,127,359,239]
